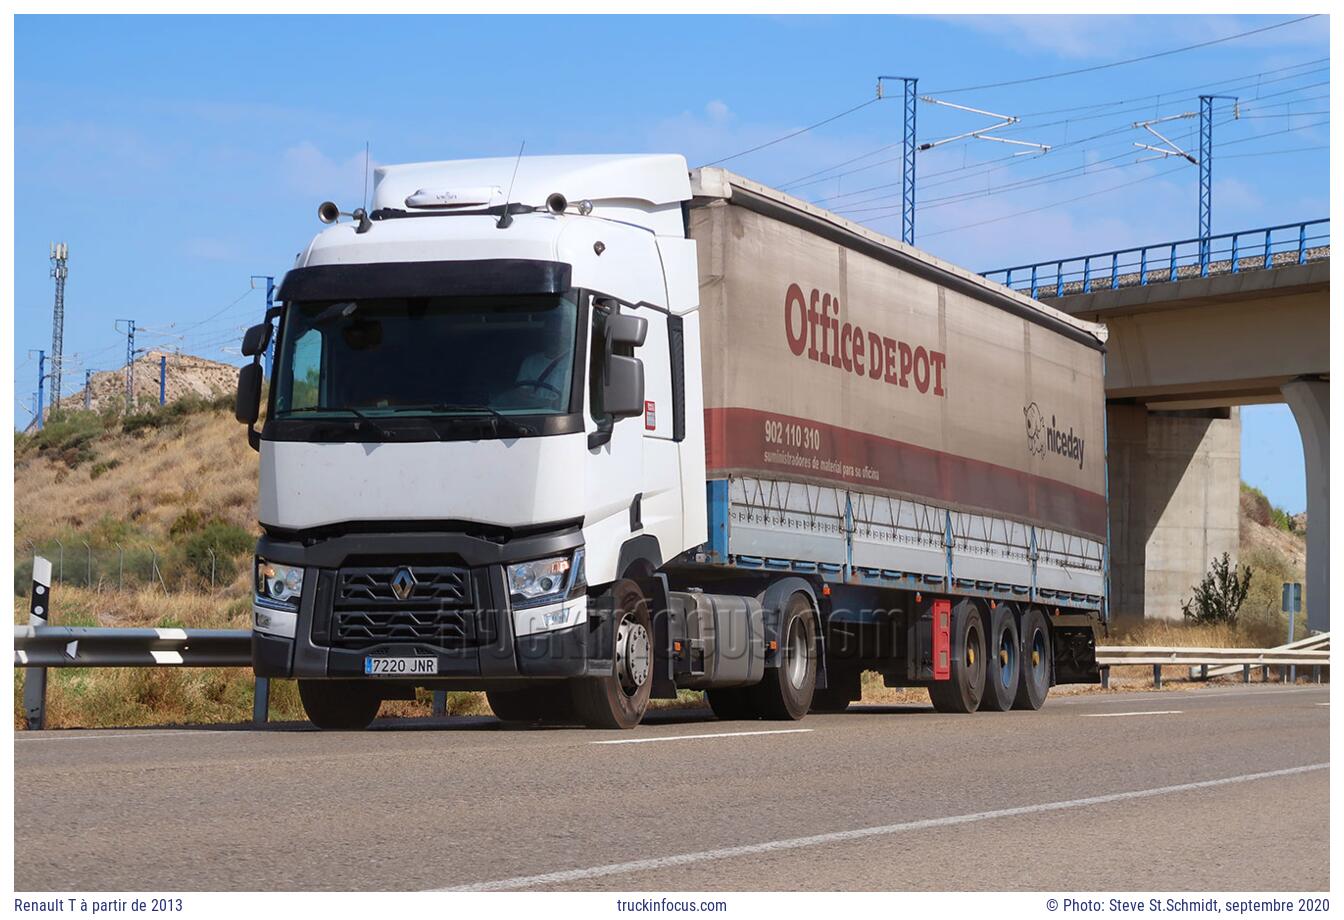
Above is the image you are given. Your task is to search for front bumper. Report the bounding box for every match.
[250,526,613,683]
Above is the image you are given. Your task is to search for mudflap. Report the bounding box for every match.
[1053,624,1101,684]
[634,573,678,700]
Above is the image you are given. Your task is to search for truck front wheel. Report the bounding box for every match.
[298,679,382,730]
[571,580,653,729]
[748,593,817,720]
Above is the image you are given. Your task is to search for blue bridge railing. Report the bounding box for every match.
[981,219,1328,300]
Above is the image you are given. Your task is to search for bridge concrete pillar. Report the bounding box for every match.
[1282,377,1328,632]
[1106,405,1240,626]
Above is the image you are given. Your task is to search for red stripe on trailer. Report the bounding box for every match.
[704,406,1108,540]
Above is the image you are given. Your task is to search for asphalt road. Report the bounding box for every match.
[14,684,1329,891]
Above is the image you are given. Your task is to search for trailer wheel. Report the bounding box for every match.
[928,602,986,713]
[748,592,817,720]
[1013,608,1051,710]
[298,679,382,731]
[486,687,576,724]
[571,580,653,729]
[978,604,1021,712]
[706,687,756,721]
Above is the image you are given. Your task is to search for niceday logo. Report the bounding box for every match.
[1024,402,1085,469]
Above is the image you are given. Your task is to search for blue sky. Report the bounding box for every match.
[12,14,1329,511]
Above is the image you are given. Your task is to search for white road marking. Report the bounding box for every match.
[15,728,244,743]
[442,762,1327,891]
[592,728,813,745]
[1058,687,1325,706]
[1084,710,1183,718]
[1316,702,1329,706]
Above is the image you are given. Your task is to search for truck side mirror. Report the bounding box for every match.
[236,363,263,450]
[605,314,647,349]
[602,314,646,419]
[602,354,645,420]
[241,323,272,357]
[589,310,648,449]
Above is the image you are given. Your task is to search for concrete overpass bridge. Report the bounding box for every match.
[983,220,1329,631]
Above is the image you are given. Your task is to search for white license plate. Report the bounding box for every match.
[364,656,438,676]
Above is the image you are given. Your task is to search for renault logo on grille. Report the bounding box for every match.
[389,567,416,601]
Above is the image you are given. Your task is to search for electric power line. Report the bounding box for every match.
[924,15,1321,95]
[698,97,882,168]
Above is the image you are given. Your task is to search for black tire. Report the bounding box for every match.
[979,604,1021,712]
[808,686,853,714]
[747,593,817,720]
[707,687,756,721]
[1013,608,1051,711]
[487,686,577,724]
[571,580,653,729]
[298,679,382,730]
[928,601,987,713]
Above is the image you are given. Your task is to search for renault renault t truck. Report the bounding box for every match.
[236,154,1108,730]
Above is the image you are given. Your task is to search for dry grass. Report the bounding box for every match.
[15,408,259,546]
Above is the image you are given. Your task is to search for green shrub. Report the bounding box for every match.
[89,458,121,480]
[1181,552,1252,625]
[21,410,109,467]
[1240,482,1296,533]
[176,520,254,586]
[121,394,234,436]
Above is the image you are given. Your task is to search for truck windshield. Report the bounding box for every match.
[272,293,580,419]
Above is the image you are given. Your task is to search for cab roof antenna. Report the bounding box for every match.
[497,140,525,229]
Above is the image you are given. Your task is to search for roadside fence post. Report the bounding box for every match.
[116,543,124,590]
[1242,664,1251,684]
[1199,664,1208,681]
[208,548,216,591]
[1100,667,1110,690]
[55,539,64,585]
[1152,664,1162,689]
[23,556,53,730]
[1313,666,1321,684]
[432,690,448,716]
[83,540,92,588]
[252,676,270,726]
[1262,665,1270,682]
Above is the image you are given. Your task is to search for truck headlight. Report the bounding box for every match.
[507,549,585,609]
[256,559,303,609]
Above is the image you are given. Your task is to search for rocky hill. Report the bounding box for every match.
[38,350,239,424]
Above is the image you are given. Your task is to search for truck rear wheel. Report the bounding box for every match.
[571,580,653,729]
[928,602,986,714]
[298,679,382,730]
[487,686,576,724]
[747,593,817,720]
[1013,608,1051,710]
[978,604,1021,712]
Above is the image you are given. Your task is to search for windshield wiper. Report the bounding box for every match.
[389,404,535,437]
[284,405,394,439]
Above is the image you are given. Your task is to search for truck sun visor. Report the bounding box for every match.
[277,259,572,302]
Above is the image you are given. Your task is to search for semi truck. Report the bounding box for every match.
[236,154,1108,730]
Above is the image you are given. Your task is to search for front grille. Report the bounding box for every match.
[329,564,484,650]
[336,565,471,608]
[333,608,474,649]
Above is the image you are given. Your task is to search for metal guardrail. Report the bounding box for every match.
[14,625,250,668]
[982,218,1329,299]
[1096,634,1330,689]
[15,556,269,729]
